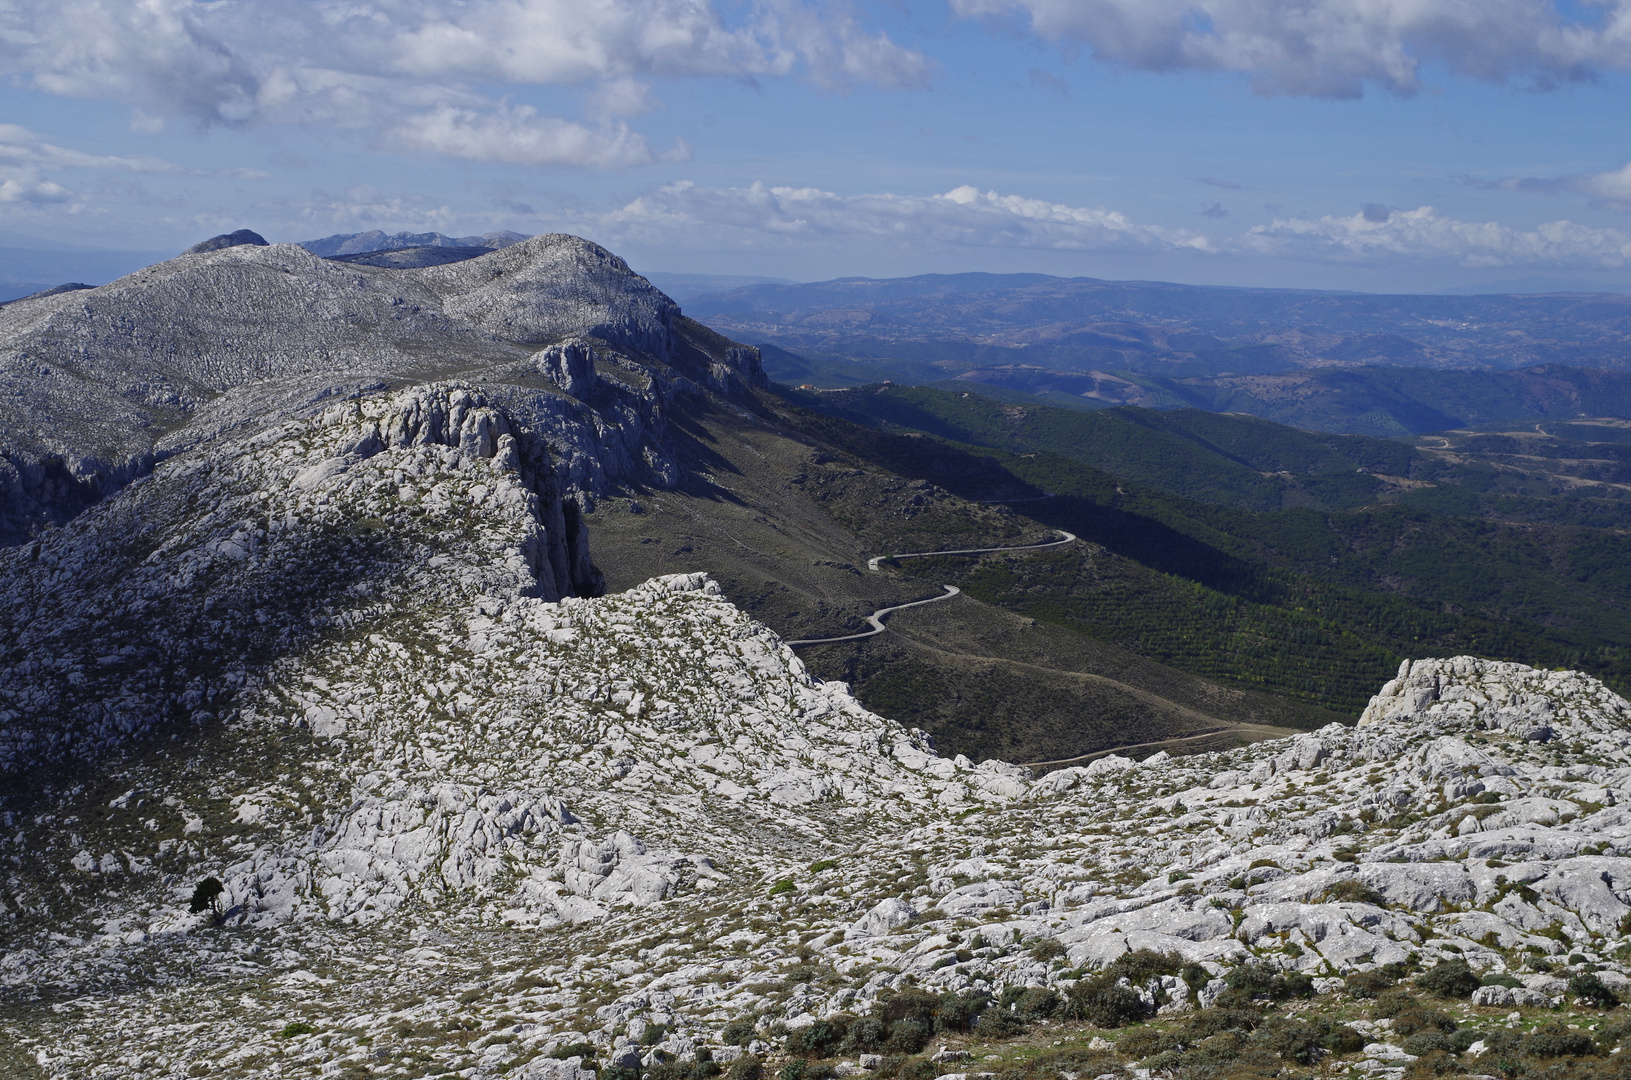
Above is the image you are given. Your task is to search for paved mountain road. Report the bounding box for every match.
[787,530,1076,648]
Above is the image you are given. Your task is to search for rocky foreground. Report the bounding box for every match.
[8,560,1631,1079]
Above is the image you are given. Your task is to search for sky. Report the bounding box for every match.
[3,0,1631,292]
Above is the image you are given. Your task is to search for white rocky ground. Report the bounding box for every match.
[8,475,1631,1078]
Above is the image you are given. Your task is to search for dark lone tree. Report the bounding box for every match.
[189,876,225,925]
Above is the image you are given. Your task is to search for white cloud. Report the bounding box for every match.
[0,0,929,166]
[597,180,1215,252]
[584,180,1631,272]
[0,124,183,174]
[1485,161,1631,211]
[380,104,689,168]
[1244,205,1631,267]
[946,0,1631,98]
[0,174,72,204]
[280,185,461,231]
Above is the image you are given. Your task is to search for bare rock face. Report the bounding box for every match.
[0,233,760,544]
[1359,656,1630,742]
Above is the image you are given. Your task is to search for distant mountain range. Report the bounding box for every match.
[686,271,1631,377]
[294,229,528,257]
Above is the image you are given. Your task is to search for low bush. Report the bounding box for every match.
[1571,971,1621,1008]
[1105,949,1183,984]
[1186,1010,1260,1039]
[894,1060,936,1080]
[1346,970,1394,999]
[1317,1021,1366,1054]
[934,991,991,1034]
[1326,879,1385,905]
[1523,1024,1598,1058]
[552,1042,598,1060]
[973,1008,1028,1039]
[720,1020,757,1047]
[1373,988,1417,1018]
[1027,938,1066,962]
[1060,976,1148,1028]
[1115,1027,1181,1061]
[1014,988,1059,1019]
[1390,1006,1457,1036]
[839,1016,887,1053]
[726,1056,763,1080]
[1215,962,1313,1007]
[785,1019,847,1058]
[1417,960,1481,999]
[1255,1017,1322,1065]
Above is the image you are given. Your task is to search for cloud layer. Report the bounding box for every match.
[599,180,1215,253]
[579,182,1631,270]
[947,0,1631,97]
[0,0,929,166]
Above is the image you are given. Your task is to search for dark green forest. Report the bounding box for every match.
[781,385,1631,715]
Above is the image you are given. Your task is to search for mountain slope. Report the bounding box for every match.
[11,236,1631,1080]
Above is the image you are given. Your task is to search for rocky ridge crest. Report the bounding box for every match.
[0,233,763,545]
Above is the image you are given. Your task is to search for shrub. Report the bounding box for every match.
[786,1020,847,1058]
[973,1009,1028,1039]
[1346,970,1395,999]
[1523,1024,1598,1058]
[1391,1006,1457,1036]
[1598,1019,1631,1052]
[1061,976,1147,1028]
[1106,949,1183,984]
[644,1024,671,1046]
[883,1020,930,1055]
[1373,988,1416,1018]
[1481,973,1523,989]
[778,1061,809,1080]
[726,1056,763,1080]
[721,1020,757,1047]
[1116,1028,1181,1061]
[840,1016,887,1053]
[552,1043,598,1059]
[1255,1018,1322,1065]
[933,991,990,1034]
[1027,938,1066,962]
[1571,972,1621,1008]
[1417,960,1482,999]
[895,1060,936,1080]
[278,1021,314,1038]
[1187,1010,1261,1039]
[1215,962,1313,1007]
[768,880,795,897]
[1401,1031,1459,1057]
[1014,988,1059,1019]
[1318,1021,1366,1054]
[1326,878,1385,905]
[809,860,838,873]
[650,1062,724,1080]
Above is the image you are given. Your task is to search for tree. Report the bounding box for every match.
[189,876,225,924]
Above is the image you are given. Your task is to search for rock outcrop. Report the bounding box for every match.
[0,233,760,544]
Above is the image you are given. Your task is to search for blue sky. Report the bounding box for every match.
[3,0,1631,291]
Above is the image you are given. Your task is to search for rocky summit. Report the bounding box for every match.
[6,236,1631,1080]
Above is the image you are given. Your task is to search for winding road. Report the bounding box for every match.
[787,530,1077,648]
